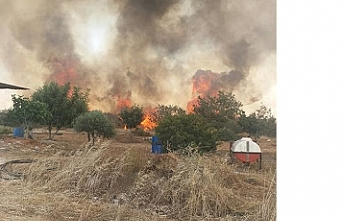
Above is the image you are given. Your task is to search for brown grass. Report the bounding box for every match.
[0,132,276,221]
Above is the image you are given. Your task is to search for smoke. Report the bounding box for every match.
[0,0,276,115]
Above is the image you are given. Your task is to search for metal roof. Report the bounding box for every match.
[0,82,29,90]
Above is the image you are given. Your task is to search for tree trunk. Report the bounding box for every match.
[48,123,52,140]
[92,131,95,145]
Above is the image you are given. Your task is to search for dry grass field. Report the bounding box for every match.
[0,129,276,221]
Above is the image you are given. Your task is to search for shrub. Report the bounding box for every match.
[155,114,217,153]
[0,125,12,134]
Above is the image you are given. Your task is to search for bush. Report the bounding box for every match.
[155,114,217,153]
[74,110,115,144]
[0,125,12,134]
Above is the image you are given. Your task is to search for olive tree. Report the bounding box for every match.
[5,95,49,138]
[73,110,115,144]
[32,81,89,139]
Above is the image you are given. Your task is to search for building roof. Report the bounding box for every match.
[0,82,29,90]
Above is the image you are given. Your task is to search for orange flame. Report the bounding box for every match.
[47,55,80,98]
[116,94,132,112]
[140,108,157,131]
[187,70,221,113]
[48,55,79,85]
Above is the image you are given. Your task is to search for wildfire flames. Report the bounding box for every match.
[187,70,222,112]
[46,55,80,97]
[115,94,132,112]
[47,58,244,131]
[140,113,157,131]
[47,55,79,85]
[186,69,245,112]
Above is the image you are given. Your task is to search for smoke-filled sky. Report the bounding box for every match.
[0,0,276,115]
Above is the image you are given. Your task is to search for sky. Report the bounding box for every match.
[0,0,276,115]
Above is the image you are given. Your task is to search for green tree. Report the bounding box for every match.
[5,95,49,138]
[32,81,89,139]
[73,110,115,144]
[119,106,144,129]
[239,104,277,138]
[155,114,217,153]
[193,90,243,141]
[152,104,186,124]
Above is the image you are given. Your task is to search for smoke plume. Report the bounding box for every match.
[0,0,276,115]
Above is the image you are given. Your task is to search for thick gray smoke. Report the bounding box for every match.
[0,0,276,114]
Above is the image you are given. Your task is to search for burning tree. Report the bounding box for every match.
[119,105,144,129]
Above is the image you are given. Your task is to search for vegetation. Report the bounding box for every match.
[17,138,276,221]
[152,104,186,124]
[0,125,12,135]
[119,105,144,129]
[32,81,89,139]
[193,90,243,141]
[5,95,49,138]
[155,114,217,153]
[239,104,277,138]
[73,110,115,144]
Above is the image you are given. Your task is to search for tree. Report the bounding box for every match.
[73,110,115,144]
[155,114,217,153]
[5,95,49,138]
[119,106,144,129]
[239,104,277,138]
[152,104,186,124]
[193,90,243,141]
[32,81,89,139]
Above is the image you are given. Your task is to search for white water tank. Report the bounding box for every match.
[231,137,261,163]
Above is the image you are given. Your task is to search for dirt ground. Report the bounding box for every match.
[0,128,276,221]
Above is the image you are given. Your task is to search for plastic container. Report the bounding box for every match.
[152,136,163,154]
[13,127,24,137]
[231,137,261,163]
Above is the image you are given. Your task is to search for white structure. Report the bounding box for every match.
[231,137,261,153]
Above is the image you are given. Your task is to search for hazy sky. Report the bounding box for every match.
[0,0,276,115]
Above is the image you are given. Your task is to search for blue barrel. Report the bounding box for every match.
[13,127,24,137]
[152,136,163,154]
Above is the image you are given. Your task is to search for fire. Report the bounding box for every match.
[46,55,80,97]
[140,108,157,131]
[115,94,132,112]
[187,70,221,112]
[47,55,79,85]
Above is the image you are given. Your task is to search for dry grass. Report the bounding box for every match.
[0,133,276,221]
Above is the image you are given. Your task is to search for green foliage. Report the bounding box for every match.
[32,81,89,139]
[239,104,277,138]
[193,90,243,141]
[5,95,49,138]
[152,104,186,123]
[69,86,90,122]
[119,106,144,129]
[73,110,115,144]
[155,114,217,153]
